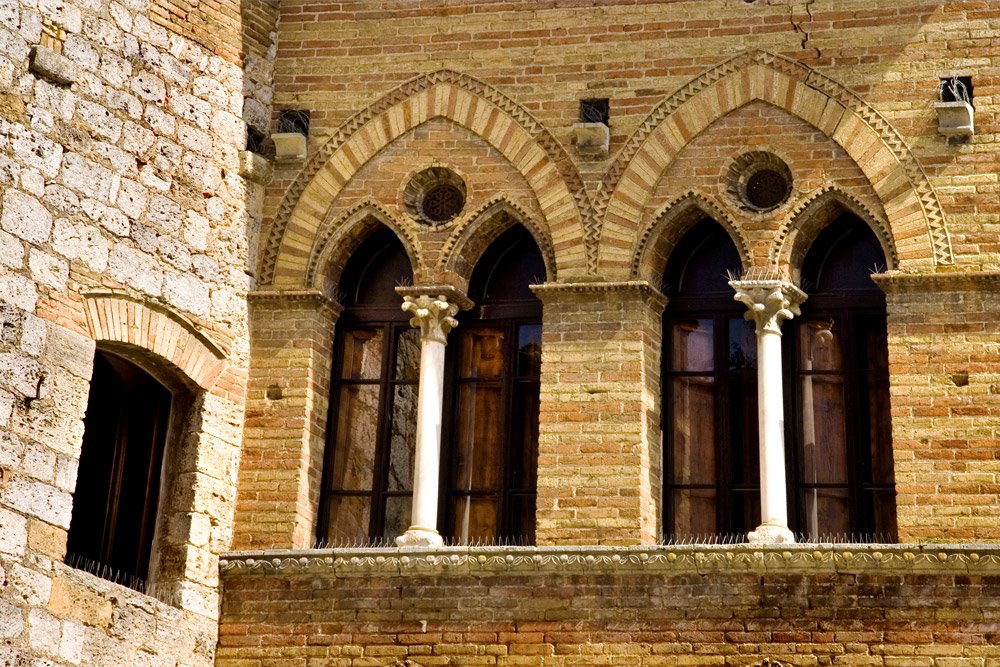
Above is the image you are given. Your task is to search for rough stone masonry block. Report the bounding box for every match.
[29,46,79,86]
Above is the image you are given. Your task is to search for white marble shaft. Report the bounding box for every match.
[395,294,460,548]
[730,279,807,545]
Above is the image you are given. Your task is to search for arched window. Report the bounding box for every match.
[790,214,896,541]
[443,225,543,544]
[317,227,418,545]
[66,350,174,589]
[662,219,758,540]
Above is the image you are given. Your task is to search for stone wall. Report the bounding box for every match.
[0,0,275,664]
[217,544,1000,666]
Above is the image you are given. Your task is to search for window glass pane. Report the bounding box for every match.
[672,319,714,372]
[340,329,384,380]
[672,489,716,538]
[323,495,371,545]
[460,328,505,379]
[394,328,420,381]
[507,381,539,491]
[671,376,715,485]
[730,490,760,536]
[506,493,536,545]
[454,384,502,490]
[382,495,412,544]
[329,385,380,490]
[452,496,498,543]
[866,373,894,486]
[729,370,759,486]
[800,374,848,485]
[867,489,898,542]
[799,318,841,371]
[516,324,542,377]
[386,385,417,492]
[727,318,756,370]
[802,487,850,541]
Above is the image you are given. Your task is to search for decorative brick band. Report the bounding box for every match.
[82,291,227,390]
[261,70,593,286]
[220,544,1000,577]
[598,49,952,273]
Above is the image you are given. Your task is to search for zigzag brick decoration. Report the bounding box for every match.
[262,70,596,284]
[595,50,953,269]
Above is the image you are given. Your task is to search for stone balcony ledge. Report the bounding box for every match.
[220,543,1000,578]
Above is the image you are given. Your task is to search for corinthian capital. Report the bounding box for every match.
[729,278,807,335]
[401,294,460,343]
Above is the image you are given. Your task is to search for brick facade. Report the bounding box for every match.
[2,0,999,664]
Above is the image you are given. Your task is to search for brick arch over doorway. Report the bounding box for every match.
[261,70,593,287]
[598,50,952,278]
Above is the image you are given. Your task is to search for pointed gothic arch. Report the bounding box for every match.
[307,199,421,293]
[597,50,952,277]
[441,196,556,287]
[633,191,751,284]
[774,186,898,282]
[261,70,592,287]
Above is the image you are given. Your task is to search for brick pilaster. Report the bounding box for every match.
[531,281,667,545]
[232,290,342,550]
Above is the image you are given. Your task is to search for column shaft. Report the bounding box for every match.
[730,278,806,545]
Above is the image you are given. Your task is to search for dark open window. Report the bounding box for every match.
[318,227,417,545]
[662,219,759,540]
[790,214,896,541]
[66,350,172,589]
[443,226,543,544]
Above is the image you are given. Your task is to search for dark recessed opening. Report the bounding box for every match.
[421,183,465,223]
[939,76,973,106]
[579,99,610,126]
[246,126,266,154]
[278,109,310,135]
[745,169,791,210]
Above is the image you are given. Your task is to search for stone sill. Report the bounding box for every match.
[220,543,1000,578]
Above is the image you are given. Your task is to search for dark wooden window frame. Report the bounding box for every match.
[66,349,175,591]
[440,226,543,545]
[316,228,416,546]
[785,214,896,542]
[317,310,417,544]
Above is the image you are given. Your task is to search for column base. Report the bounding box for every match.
[747,523,796,545]
[395,527,444,548]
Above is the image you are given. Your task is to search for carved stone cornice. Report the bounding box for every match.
[219,544,1000,578]
[530,280,668,312]
[399,293,461,344]
[247,289,344,317]
[729,279,806,335]
[872,270,1000,294]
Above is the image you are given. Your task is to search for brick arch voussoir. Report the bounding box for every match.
[596,49,951,276]
[307,199,421,292]
[263,71,593,287]
[82,291,227,391]
[634,191,751,285]
[441,195,556,288]
[773,186,898,283]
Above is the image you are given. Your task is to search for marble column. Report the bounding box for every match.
[394,289,468,548]
[729,278,806,545]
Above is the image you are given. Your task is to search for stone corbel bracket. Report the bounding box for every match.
[82,291,227,390]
